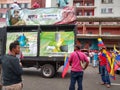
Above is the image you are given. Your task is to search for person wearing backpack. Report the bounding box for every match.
[68,45,89,90]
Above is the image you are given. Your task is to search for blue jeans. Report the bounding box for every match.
[100,65,111,84]
[69,71,83,90]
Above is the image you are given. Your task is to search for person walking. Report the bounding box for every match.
[98,48,111,88]
[69,45,89,90]
[1,41,23,90]
[93,51,98,67]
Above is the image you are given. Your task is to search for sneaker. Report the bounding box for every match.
[106,84,110,88]
[100,82,105,85]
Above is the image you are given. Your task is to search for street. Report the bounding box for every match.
[22,66,120,90]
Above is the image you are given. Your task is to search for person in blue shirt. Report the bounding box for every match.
[93,51,98,67]
[57,0,69,7]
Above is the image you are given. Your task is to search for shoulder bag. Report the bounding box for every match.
[76,52,86,69]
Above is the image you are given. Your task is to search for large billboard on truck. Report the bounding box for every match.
[6,32,38,56]
[6,28,75,57]
[6,6,76,26]
[40,31,74,56]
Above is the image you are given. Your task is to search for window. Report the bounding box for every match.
[78,11,82,16]
[103,32,111,35]
[85,3,93,6]
[101,8,106,13]
[88,32,92,34]
[0,4,7,8]
[1,4,3,8]
[0,13,6,18]
[108,8,113,13]
[75,3,81,6]
[101,0,113,4]
[101,8,113,13]
[21,3,25,8]
[3,4,7,8]
[7,4,10,8]
[25,3,28,8]
[27,4,31,8]
[85,12,92,16]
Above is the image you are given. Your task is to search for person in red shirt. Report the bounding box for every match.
[98,48,111,88]
[32,2,40,9]
[68,45,89,90]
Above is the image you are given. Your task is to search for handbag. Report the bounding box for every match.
[76,52,86,69]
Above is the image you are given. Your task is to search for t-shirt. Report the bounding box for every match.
[99,53,107,66]
[93,53,98,61]
[1,54,23,86]
[69,50,89,72]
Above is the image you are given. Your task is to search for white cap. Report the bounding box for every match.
[10,3,21,10]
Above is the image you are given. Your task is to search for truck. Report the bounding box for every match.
[0,24,76,78]
[0,7,77,78]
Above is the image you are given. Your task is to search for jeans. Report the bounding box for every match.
[69,71,83,90]
[100,65,111,84]
[93,60,98,67]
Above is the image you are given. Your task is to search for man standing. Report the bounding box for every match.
[98,48,111,88]
[1,42,23,90]
[69,45,89,90]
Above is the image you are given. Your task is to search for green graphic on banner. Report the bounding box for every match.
[40,31,74,56]
[6,32,37,56]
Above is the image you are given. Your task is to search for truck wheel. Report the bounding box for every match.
[41,64,55,78]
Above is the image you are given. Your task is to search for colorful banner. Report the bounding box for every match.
[40,31,74,56]
[6,6,76,26]
[6,32,37,56]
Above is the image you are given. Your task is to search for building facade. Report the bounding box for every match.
[74,0,120,50]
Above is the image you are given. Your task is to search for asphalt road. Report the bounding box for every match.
[21,66,120,90]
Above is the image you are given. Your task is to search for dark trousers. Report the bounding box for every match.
[100,65,111,84]
[69,71,83,90]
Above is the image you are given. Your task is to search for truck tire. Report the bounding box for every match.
[41,64,55,78]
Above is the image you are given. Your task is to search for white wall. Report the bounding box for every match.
[94,0,120,17]
[45,0,73,7]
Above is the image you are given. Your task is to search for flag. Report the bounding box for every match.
[62,55,70,78]
[102,49,116,80]
[113,45,120,71]
[114,54,120,71]
[98,38,105,47]
[114,45,119,53]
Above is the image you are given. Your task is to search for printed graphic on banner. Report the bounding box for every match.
[6,32,37,56]
[6,7,76,26]
[40,31,74,56]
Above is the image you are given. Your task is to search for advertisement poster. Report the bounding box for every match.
[40,31,74,56]
[6,32,37,56]
[6,7,76,26]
